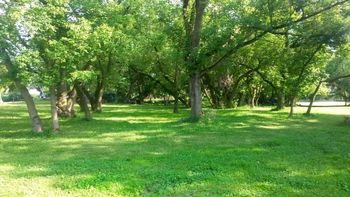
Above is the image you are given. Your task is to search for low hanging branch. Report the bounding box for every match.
[240,63,278,91]
[325,74,350,83]
[130,67,189,107]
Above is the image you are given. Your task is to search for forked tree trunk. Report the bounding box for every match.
[306,80,323,115]
[250,97,255,108]
[255,96,259,107]
[250,88,256,108]
[50,87,60,131]
[92,77,104,112]
[56,71,75,117]
[17,83,43,132]
[190,71,202,119]
[56,88,76,118]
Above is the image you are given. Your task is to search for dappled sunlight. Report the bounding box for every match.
[148,151,166,156]
[235,183,266,196]
[112,132,147,142]
[0,116,24,120]
[94,116,173,123]
[1,103,350,195]
[294,106,350,115]
[305,119,320,123]
[228,125,251,129]
[257,125,287,130]
[0,164,15,173]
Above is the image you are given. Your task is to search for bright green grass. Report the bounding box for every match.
[0,102,350,196]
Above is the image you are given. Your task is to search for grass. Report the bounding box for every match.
[0,102,350,196]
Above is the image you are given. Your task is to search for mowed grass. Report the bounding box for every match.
[0,102,350,196]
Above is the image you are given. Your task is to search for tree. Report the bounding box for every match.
[179,0,350,119]
[0,1,43,132]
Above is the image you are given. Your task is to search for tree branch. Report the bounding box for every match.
[200,0,349,74]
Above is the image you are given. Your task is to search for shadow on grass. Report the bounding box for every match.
[0,104,350,195]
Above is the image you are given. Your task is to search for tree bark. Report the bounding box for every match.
[250,88,256,108]
[50,87,60,131]
[2,48,43,132]
[190,71,202,119]
[56,77,76,118]
[17,83,44,132]
[255,97,259,107]
[306,80,323,115]
[75,83,92,121]
[183,0,206,119]
[288,96,296,118]
[92,77,104,112]
[56,71,76,117]
[56,89,76,118]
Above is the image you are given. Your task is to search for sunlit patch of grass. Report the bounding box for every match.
[95,116,173,123]
[0,102,350,196]
[257,125,287,130]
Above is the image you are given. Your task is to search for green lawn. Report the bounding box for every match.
[0,102,350,196]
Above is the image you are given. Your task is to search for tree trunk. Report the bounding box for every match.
[276,90,285,110]
[173,64,180,113]
[2,48,43,132]
[56,89,76,118]
[344,96,348,106]
[93,78,104,112]
[255,86,261,107]
[50,87,60,132]
[183,0,206,119]
[288,96,296,118]
[76,89,85,112]
[75,83,92,121]
[173,92,179,113]
[17,83,43,132]
[190,71,202,119]
[224,91,235,108]
[56,74,75,117]
[255,96,259,107]
[250,89,256,108]
[203,74,222,108]
[306,80,323,115]
[203,87,215,108]
[238,93,245,106]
